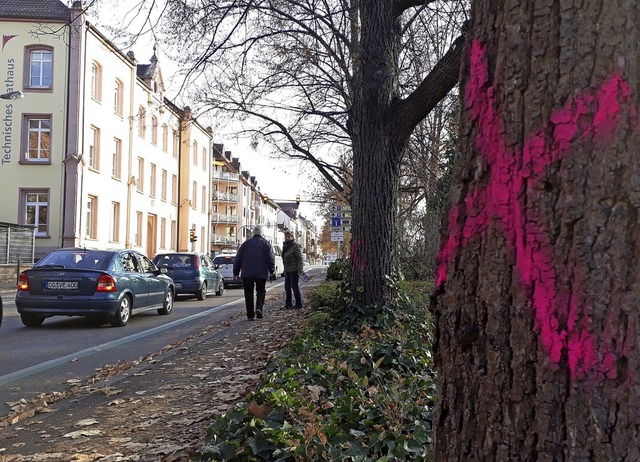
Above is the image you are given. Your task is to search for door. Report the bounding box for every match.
[137,253,165,306]
[121,252,149,307]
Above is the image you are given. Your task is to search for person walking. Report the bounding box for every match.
[282,230,304,309]
[233,225,276,320]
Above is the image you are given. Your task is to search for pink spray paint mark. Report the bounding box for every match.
[351,239,365,270]
[436,40,632,380]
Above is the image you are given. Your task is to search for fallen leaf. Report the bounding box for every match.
[63,429,102,438]
[75,418,99,427]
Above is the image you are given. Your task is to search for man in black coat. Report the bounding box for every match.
[233,225,276,320]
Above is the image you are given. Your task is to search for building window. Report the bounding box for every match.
[192,141,198,166]
[161,169,167,201]
[160,218,166,249]
[171,174,177,204]
[22,190,49,236]
[137,157,144,192]
[200,226,206,252]
[90,62,102,101]
[110,201,120,242]
[201,185,207,213]
[138,106,146,138]
[172,131,179,158]
[202,147,208,171]
[170,220,176,250]
[112,138,122,179]
[151,116,158,145]
[136,212,143,246]
[162,124,168,152]
[192,181,197,209]
[86,195,98,239]
[89,126,100,170]
[23,115,51,163]
[26,48,53,89]
[114,79,123,115]
[150,163,157,197]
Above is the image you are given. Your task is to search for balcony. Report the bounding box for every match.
[212,171,240,181]
[212,213,239,223]
[212,191,239,202]
[212,234,238,245]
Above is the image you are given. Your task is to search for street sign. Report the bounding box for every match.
[330,235,344,242]
[331,217,341,227]
[329,205,352,212]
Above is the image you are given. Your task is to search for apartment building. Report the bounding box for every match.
[0,0,211,258]
[211,145,284,253]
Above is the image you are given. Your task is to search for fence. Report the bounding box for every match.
[0,222,35,284]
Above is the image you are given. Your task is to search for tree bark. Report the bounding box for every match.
[349,0,403,309]
[432,1,640,460]
[348,0,464,310]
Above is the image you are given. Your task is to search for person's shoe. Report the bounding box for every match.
[293,305,303,310]
[247,317,255,321]
[256,309,263,319]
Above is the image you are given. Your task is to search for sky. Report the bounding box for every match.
[87,0,324,226]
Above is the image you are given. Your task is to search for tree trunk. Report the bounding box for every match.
[432,1,640,460]
[348,0,404,310]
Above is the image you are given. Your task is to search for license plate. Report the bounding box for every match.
[174,282,182,288]
[46,281,79,290]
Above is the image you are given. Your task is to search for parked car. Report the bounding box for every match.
[152,252,224,300]
[15,248,175,327]
[212,253,243,288]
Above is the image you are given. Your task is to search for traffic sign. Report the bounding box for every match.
[331,217,341,227]
[329,205,352,212]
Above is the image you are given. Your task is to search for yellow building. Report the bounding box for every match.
[0,0,212,258]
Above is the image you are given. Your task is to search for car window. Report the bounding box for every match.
[137,254,157,273]
[121,253,139,273]
[213,255,235,265]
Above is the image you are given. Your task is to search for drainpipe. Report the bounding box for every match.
[125,51,137,249]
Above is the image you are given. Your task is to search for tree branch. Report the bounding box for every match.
[392,22,467,143]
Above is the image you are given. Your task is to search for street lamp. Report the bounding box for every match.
[0,91,24,100]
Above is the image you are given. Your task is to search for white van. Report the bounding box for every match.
[273,246,285,277]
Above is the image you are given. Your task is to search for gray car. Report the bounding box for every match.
[212,253,243,288]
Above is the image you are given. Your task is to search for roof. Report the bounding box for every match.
[0,0,71,21]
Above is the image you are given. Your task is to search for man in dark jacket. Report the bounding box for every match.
[233,225,276,320]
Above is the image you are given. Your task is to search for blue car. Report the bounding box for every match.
[15,248,175,327]
[152,252,225,300]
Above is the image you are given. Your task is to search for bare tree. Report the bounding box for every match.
[432,1,640,459]
[142,0,468,312]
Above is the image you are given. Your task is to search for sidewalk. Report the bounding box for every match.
[0,276,320,461]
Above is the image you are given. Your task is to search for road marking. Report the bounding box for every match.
[0,275,309,386]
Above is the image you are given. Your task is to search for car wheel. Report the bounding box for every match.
[21,313,44,327]
[216,281,224,296]
[196,282,207,301]
[111,295,131,327]
[158,289,174,315]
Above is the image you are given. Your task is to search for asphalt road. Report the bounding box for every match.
[0,269,319,418]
